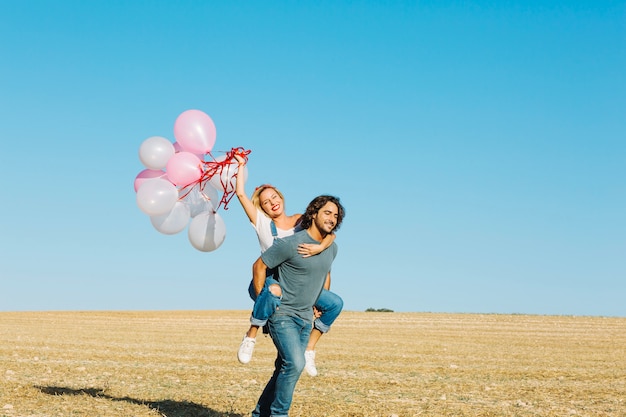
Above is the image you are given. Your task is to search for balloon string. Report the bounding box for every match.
[178,183,195,202]
[200,147,251,211]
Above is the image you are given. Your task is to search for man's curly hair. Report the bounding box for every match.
[299,195,345,232]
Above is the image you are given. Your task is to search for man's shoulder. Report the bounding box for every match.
[293,229,310,238]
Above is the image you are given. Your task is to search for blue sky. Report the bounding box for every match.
[1,1,624,316]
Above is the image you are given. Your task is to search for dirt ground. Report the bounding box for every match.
[1,310,624,416]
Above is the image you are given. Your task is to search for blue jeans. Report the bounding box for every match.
[249,281,343,333]
[312,289,343,333]
[251,312,310,417]
[248,276,282,327]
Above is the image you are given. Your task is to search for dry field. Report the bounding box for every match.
[0,311,624,417]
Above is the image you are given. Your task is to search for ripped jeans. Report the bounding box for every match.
[248,276,344,333]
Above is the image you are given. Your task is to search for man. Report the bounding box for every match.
[251,195,345,417]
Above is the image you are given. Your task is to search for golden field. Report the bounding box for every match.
[0,310,624,416]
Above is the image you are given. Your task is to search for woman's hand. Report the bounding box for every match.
[234,153,246,166]
[298,243,324,258]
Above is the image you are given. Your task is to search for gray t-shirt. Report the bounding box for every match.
[261,229,338,322]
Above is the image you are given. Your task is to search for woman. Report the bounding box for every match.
[233,154,343,377]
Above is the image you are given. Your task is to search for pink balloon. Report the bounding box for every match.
[134,169,168,192]
[166,152,203,187]
[174,110,216,155]
[174,141,206,161]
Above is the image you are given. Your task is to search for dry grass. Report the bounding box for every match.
[0,311,624,416]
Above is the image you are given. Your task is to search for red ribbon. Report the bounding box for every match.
[196,147,251,211]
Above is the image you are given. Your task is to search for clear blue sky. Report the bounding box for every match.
[1,1,624,316]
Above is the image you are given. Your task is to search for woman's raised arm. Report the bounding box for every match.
[234,154,257,224]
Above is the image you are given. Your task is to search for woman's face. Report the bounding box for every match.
[259,188,284,217]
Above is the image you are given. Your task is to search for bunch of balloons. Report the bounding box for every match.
[134,109,249,252]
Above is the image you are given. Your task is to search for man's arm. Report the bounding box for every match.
[312,272,332,319]
[323,271,331,290]
[252,256,269,296]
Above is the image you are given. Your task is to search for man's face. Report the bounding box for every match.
[313,202,339,234]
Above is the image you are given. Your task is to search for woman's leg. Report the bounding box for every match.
[239,277,282,364]
[304,289,343,376]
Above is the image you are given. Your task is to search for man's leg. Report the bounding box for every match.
[267,313,309,417]
[251,356,281,417]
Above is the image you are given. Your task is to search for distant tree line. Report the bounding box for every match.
[365,308,394,312]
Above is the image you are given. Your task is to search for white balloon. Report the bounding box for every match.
[208,155,247,193]
[188,211,226,252]
[150,201,190,235]
[133,168,168,192]
[180,182,220,217]
[136,178,178,216]
[139,136,175,169]
[201,182,220,208]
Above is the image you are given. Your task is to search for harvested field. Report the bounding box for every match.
[0,311,624,416]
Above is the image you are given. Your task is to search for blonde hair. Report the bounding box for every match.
[251,184,286,216]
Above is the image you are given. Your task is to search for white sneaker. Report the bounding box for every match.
[304,350,318,377]
[238,336,256,364]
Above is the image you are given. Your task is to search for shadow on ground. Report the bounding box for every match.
[35,385,245,417]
